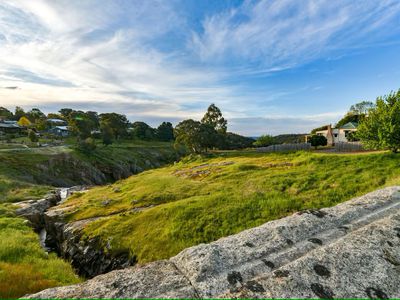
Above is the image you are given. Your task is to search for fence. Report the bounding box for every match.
[334,142,364,152]
[256,143,311,153]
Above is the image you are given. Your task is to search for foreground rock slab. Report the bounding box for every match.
[26,186,400,299]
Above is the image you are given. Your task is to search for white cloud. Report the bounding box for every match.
[0,0,399,134]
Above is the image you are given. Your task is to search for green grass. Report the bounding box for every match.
[0,139,179,298]
[0,204,81,298]
[60,151,400,263]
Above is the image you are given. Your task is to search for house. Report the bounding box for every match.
[48,126,70,137]
[0,121,22,135]
[315,122,358,146]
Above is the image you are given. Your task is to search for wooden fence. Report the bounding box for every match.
[334,142,364,152]
[256,143,312,153]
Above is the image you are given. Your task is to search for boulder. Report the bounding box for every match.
[26,186,400,298]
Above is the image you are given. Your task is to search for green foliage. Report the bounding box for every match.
[28,129,38,143]
[174,119,204,153]
[253,134,275,147]
[349,101,375,115]
[26,108,46,123]
[130,122,156,140]
[220,132,254,150]
[311,125,328,134]
[14,106,25,121]
[0,107,13,119]
[357,90,400,153]
[201,104,227,134]
[77,137,97,153]
[309,135,327,148]
[62,151,400,264]
[0,211,81,298]
[101,124,114,146]
[69,111,96,139]
[273,134,306,144]
[99,113,129,140]
[336,113,362,129]
[346,131,359,142]
[156,122,174,141]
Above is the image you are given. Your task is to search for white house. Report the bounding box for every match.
[315,122,358,146]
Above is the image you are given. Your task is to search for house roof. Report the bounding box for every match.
[47,118,66,123]
[0,122,21,128]
[50,126,69,131]
[340,122,358,129]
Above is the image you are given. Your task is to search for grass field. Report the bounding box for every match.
[0,204,81,298]
[0,140,178,298]
[58,150,400,264]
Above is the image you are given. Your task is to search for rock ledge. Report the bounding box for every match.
[26,187,400,299]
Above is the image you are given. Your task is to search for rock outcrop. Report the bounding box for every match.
[43,206,135,278]
[27,186,400,299]
[15,191,61,231]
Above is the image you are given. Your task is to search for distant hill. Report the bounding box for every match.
[273,134,307,144]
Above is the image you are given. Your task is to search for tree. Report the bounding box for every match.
[47,113,63,120]
[174,119,203,153]
[309,135,327,149]
[253,134,275,147]
[349,101,375,115]
[99,113,129,140]
[156,122,174,141]
[14,106,25,121]
[335,114,362,129]
[101,124,114,146]
[131,121,155,140]
[28,129,38,142]
[311,125,328,134]
[17,116,31,127]
[26,108,45,123]
[0,107,13,119]
[69,111,96,139]
[357,90,400,153]
[86,111,100,129]
[201,104,227,134]
[59,108,73,119]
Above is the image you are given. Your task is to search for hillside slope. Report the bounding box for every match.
[27,187,400,298]
[46,151,400,271]
[0,141,179,203]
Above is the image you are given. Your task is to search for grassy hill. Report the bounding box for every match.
[0,140,179,298]
[59,150,400,264]
[0,141,179,203]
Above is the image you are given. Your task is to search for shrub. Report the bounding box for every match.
[309,135,327,149]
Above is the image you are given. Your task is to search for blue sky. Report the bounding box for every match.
[0,0,400,135]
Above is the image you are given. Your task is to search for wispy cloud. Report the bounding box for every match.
[0,0,399,134]
[190,0,400,73]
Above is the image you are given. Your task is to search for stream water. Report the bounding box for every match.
[38,187,71,252]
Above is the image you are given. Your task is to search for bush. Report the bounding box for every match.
[309,135,327,149]
[77,137,97,153]
[253,135,275,147]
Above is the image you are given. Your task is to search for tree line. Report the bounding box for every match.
[0,104,254,152]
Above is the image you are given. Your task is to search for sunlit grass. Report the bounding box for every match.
[0,211,81,298]
[60,150,400,264]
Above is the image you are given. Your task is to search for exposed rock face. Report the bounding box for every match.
[44,207,135,278]
[27,187,400,299]
[14,191,61,231]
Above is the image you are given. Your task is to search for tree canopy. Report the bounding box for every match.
[201,104,227,134]
[156,122,174,141]
[357,90,400,153]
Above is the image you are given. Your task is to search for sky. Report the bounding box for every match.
[1,0,400,136]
